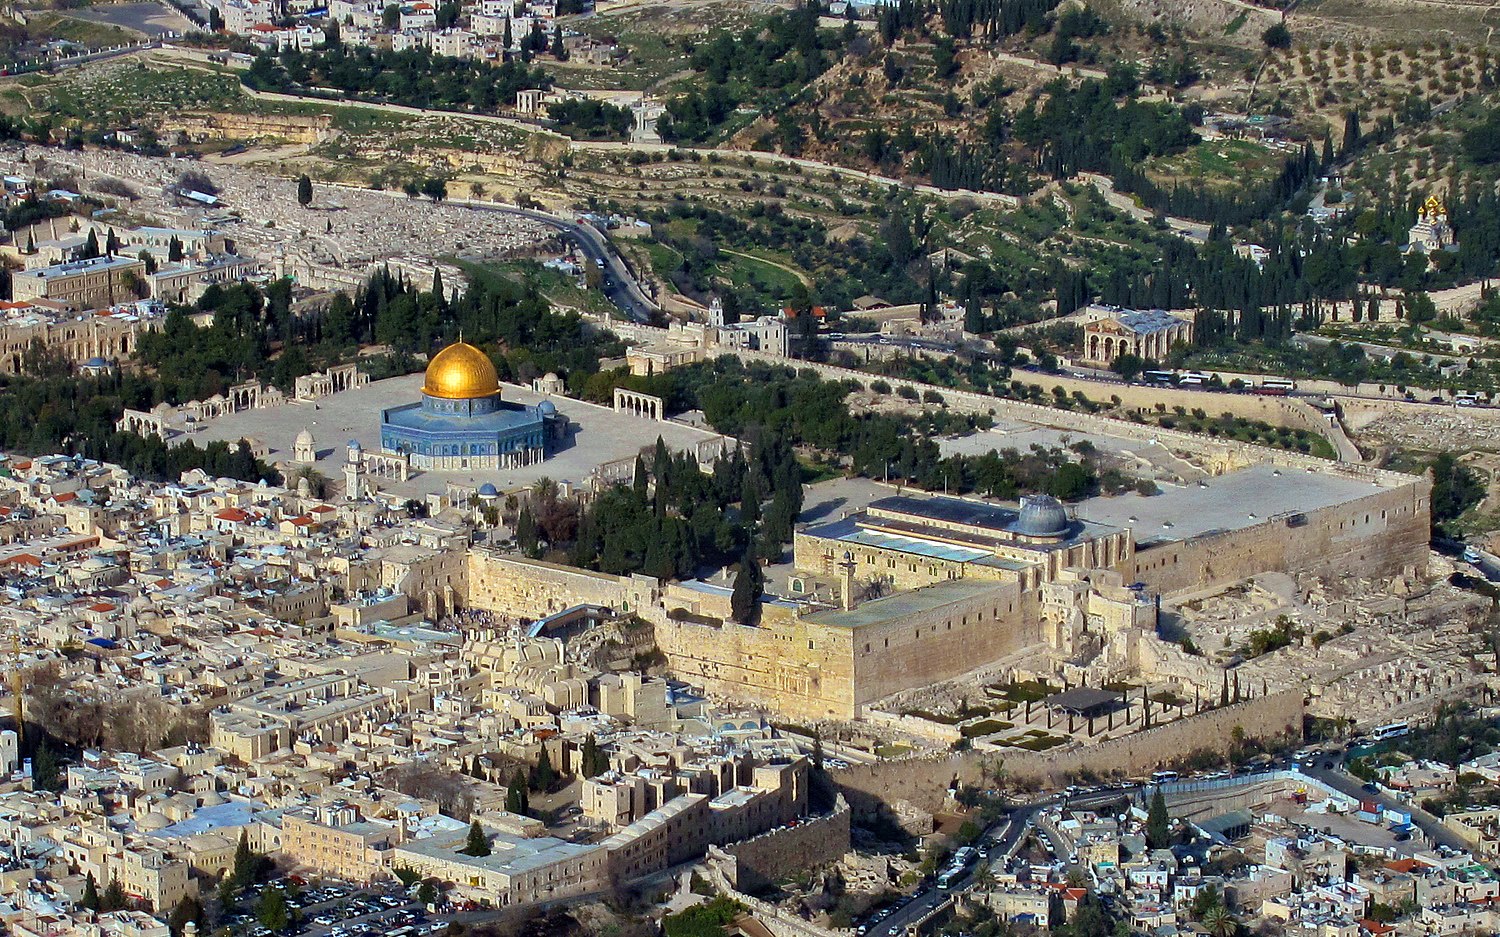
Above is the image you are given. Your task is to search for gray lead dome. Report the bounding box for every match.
[1013,494,1070,538]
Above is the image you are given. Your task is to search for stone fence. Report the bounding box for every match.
[828,689,1305,819]
[704,848,855,937]
[710,795,852,893]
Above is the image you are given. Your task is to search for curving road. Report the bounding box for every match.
[460,200,659,322]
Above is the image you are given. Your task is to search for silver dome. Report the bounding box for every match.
[1013,494,1070,538]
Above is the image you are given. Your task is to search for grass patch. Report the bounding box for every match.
[961,719,1015,739]
[902,709,962,725]
[876,743,913,758]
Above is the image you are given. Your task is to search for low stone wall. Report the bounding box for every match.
[860,709,963,746]
[714,796,852,893]
[829,690,1305,819]
[704,855,854,937]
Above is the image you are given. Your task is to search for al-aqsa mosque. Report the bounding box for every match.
[379,340,566,471]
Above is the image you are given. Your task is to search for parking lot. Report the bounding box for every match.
[219,881,447,937]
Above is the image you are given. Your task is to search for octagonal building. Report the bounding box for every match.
[380,340,564,471]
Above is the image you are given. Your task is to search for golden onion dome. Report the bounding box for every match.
[423,341,500,400]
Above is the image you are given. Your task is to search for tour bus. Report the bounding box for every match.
[1178,374,1206,387]
[937,869,958,890]
[1456,393,1481,407]
[1143,370,1175,385]
[1372,721,1410,741]
[1150,770,1180,783]
[1253,378,1295,397]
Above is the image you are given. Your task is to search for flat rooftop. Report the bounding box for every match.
[1074,464,1383,546]
[802,516,1031,569]
[806,579,1002,629]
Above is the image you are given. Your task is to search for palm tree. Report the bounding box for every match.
[1201,902,1236,937]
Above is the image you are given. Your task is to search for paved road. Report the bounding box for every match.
[1299,760,1468,851]
[863,801,1046,937]
[465,200,658,322]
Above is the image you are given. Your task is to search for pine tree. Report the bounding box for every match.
[82,872,99,911]
[582,733,606,777]
[812,728,824,770]
[1341,108,1362,158]
[83,229,100,259]
[296,174,313,208]
[168,895,203,937]
[551,23,566,59]
[463,819,491,856]
[505,768,530,815]
[32,741,59,792]
[257,887,290,931]
[231,828,254,887]
[167,235,183,262]
[632,455,649,501]
[105,228,120,256]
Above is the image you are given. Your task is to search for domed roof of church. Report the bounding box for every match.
[423,341,499,400]
[295,427,314,446]
[1013,494,1070,538]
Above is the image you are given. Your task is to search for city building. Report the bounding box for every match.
[1406,195,1458,255]
[11,256,149,311]
[1079,305,1195,367]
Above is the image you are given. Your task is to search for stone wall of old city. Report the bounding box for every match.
[713,795,852,893]
[849,583,1039,708]
[1129,478,1431,596]
[829,689,1305,818]
[465,550,659,620]
[650,614,858,721]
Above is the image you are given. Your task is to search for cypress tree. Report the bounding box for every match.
[1146,790,1171,848]
[730,547,763,626]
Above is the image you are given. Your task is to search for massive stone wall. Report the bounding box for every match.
[848,584,1039,708]
[1130,479,1431,595]
[466,550,660,620]
[829,690,1305,818]
[713,796,853,893]
[650,615,857,721]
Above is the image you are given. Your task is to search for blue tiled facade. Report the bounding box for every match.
[380,392,552,470]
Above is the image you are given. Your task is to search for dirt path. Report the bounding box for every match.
[720,248,812,286]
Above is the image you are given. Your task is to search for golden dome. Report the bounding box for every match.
[423,341,500,399]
